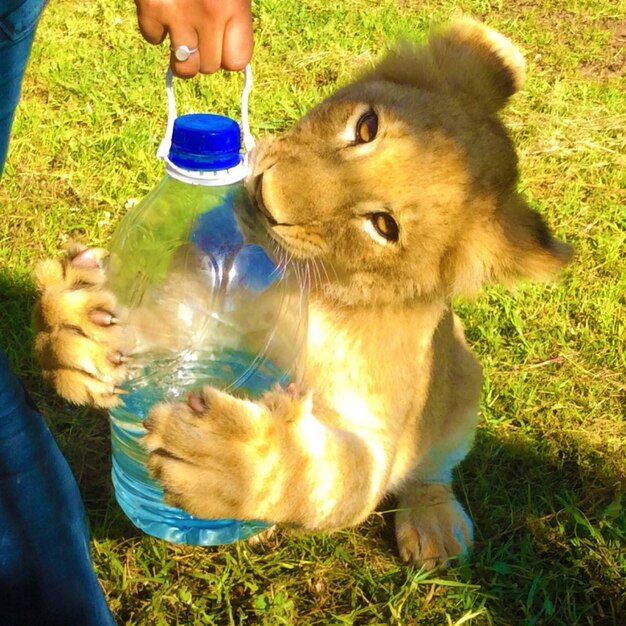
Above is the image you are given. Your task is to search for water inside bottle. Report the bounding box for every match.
[109,348,287,544]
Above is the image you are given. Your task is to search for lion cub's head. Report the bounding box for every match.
[248,19,572,306]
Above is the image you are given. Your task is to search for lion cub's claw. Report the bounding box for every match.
[186,391,207,414]
[33,244,127,408]
[69,246,103,268]
[246,525,277,547]
[89,309,119,327]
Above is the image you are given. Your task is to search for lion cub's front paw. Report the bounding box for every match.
[395,482,473,569]
[143,386,276,521]
[33,244,127,407]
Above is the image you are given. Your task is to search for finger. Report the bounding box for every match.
[197,22,223,75]
[169,29,201,78]
[222,11,254,70]
[136,14,167,45]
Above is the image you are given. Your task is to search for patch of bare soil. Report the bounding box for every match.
[580,18,626,79]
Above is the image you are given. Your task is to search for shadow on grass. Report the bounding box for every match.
[449,427,624,625]
[374,428,624,625]
[0,269,38,377]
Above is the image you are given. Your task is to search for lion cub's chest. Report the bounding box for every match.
[304,301,441,436]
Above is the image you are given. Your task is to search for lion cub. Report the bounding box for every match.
[33,19,571,567]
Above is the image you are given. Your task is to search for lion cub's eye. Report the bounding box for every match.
[355,110,378,144]
[370,212,399,242]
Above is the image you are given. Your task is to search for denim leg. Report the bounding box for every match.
[0,348,117,625]
[0,0,47,176]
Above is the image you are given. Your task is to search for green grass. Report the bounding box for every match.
[1,0,624,624]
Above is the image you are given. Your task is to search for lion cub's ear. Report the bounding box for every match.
[364,18,526,113]
[493,195,573,283]
[450,195,573,293]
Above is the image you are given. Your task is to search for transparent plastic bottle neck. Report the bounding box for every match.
[165,155,249,186]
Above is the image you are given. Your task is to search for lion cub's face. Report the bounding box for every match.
[248,21,571,306]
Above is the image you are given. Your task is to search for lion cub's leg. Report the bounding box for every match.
[396,313,481,568]
[33,244,126,407]
[395,426,476,568]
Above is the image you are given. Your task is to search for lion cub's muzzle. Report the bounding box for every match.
[252,173,279,226]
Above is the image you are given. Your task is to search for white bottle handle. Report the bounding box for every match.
[157,65,255,162]
[240,65,255,153]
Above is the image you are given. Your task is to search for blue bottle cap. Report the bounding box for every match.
[168,113,242,171]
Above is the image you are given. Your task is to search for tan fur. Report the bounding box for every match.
[33,20,571,567]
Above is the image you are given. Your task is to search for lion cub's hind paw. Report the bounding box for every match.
[395,484,473,570]
[33,245,127,408]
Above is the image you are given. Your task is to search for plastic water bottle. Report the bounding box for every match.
[105,71,307,545]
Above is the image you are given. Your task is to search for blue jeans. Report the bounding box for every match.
[0,350,117,625]
[0,0,46,175]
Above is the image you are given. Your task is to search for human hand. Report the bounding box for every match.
[134,0,253,78]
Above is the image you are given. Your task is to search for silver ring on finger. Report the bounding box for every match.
[171,45,198,62]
